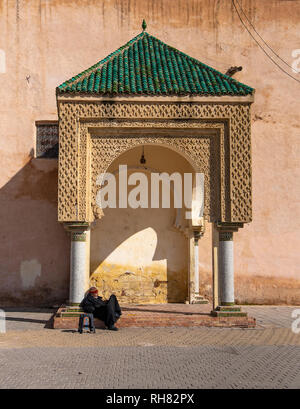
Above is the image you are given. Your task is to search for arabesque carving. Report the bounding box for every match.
[57,101,252,223]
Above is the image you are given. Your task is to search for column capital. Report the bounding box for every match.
[193,230,203,245]
[216,222,244,233]
[219,231,233,241]
[192,220,205,241]
[63,222,90,242]
[63,222,90,232]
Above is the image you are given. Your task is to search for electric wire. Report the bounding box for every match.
[232,0,300,84]
[235,0,295,71]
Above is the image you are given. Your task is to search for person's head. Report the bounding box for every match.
[89,287,98,298]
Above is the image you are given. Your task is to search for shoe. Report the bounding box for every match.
[107,325,118,331]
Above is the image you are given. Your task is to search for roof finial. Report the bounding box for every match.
[142,19,147,31]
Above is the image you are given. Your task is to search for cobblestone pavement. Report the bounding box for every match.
[243,306,300,329]
[0,306,300,389]
[0,345,299,389]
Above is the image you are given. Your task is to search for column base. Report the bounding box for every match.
[188,295,209,304]
[67,301,81,307]
[211,305,248,317]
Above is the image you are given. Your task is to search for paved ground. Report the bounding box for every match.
[0,306,300,389]
[1,345,299,389]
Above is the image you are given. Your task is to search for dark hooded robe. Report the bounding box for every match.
[80,293,121,328]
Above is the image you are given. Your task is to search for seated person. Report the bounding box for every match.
[80,287,122,331]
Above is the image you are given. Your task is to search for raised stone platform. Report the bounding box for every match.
[53,303,255,329]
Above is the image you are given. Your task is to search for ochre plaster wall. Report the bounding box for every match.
[0,0,299,305]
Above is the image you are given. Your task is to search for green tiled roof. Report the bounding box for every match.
[57,31,254,96]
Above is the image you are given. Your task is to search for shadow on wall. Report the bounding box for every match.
[90,205,189,304]
[0,155,70,306]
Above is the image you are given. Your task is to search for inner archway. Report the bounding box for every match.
[90,144,195,303]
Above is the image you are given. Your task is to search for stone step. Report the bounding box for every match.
[211,310,248,318]
[216,306,243,312]
[211,305,248,317]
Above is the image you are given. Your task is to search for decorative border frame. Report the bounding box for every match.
[81,120,226,223]
[57,100,252,223]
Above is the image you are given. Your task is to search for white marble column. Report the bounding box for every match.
[187,229,208,304]
[212,223,247,317]
[193,231,200,296]
[64,223,90,305]
[219,231,234,305]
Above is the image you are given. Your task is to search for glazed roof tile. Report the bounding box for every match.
[57,31,254,97]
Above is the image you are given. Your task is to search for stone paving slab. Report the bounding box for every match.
[0,345,299,389]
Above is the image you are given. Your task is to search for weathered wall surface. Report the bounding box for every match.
[0,0,299,305]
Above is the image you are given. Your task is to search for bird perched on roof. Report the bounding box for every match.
[225,66,243,77]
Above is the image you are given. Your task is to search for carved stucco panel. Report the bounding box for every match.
[57,101,251,223]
